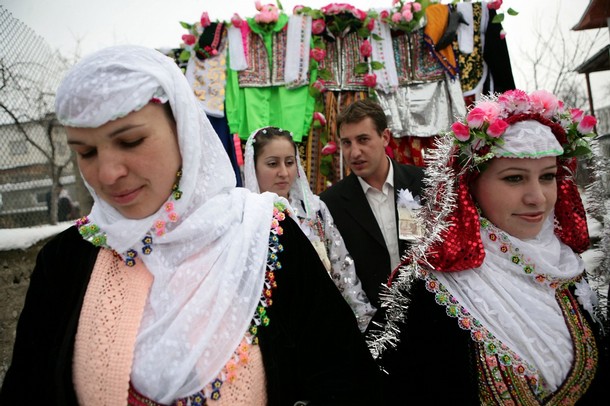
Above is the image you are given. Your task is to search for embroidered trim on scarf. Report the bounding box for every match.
[127,202,288,405]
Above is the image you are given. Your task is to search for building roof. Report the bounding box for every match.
[575,44,610,74]
[572,0,610,30]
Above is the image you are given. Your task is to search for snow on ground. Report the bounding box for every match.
[0,222,72,251]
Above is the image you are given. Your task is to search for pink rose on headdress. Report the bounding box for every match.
[231,13,243,27]
[363,73,377,88]
[312,19,326,35]
[360,39,372,58]
[570,108,584,123]
[412,2,422,12]
[487,0,503,10]
[310,48,326,62]
[529,89,559,118]
[577,115,597,134]
[498,89,530,114]
[380,10,390,19]
[467,102,500,128]
[313,112,327,126]
[182,34,196,46]
[487,119,509,138]
[321,141,337,155]
[392,12,402,23]
[451,121,471,141]
[200,12,211,28]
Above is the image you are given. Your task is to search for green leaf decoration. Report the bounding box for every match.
[492,13,505,24]
[370,61,385,70]
[507,8,519,16]
[357,27,371,38]
[355,62,369,74]
[318,68,333,81]
[372,33,383,41]
[179,21,192,29]
[179,50,191,62]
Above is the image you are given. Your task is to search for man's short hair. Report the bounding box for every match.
[337,98,388,136]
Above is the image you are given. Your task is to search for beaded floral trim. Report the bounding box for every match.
[480,217,582,289]
[128,201,287,405]
[76,170,183,267]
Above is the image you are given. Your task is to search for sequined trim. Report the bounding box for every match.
[127,202,288,405]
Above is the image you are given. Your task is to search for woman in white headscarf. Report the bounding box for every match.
[0,45,381,406]
[243,126,376,332]
[369,89,609,405]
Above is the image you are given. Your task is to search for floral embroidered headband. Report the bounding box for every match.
[448,89,597,170]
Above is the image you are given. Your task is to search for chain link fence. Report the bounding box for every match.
[0,6,86,229]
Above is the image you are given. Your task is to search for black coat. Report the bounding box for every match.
[1,217,383,405]
[319,159,425,308]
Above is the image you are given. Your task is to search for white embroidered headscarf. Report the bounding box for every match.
[55,45,281,403]
[243,127,320,220]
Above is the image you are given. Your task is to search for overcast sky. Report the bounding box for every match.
[2,0,609,107]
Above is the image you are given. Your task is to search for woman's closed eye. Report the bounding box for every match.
[120,138,144,149]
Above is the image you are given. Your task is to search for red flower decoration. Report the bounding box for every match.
[321,141,337,155]
[182,34,196,46]
[363,73,377,88]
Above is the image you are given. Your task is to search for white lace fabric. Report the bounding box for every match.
[55,45,280,403]
[432,216,584,391]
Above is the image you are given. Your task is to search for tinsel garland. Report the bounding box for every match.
[584,140,610,323]
[366,134,460,358]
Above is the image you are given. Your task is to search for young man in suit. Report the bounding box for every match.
[320,99,424,314]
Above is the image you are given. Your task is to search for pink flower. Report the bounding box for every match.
[200,12,211,28]
[487,0,503,10]
[570,108,584,123]
[310,48,326,62]
[231,13,243,28]
[182,34,196,46]
[321,141,337,155]
[293,5,304,14]
[498,89,530,114]
[499,30,506,40]
[467,102,501,128]
[312,79,326,93]
[380,10,390,19]
[392,0,401,5]
[412,2,422,12]
[313,112,327,126]
[402,10,413,22]
[312,18,326,35]
[359,39,372,58]
[392,12,402,23]
[367,18,375,31]
[487,119,509,138]
[529,90,560,118]
[357,9,367,21]
[451,121,471,141]
[255,0,263,11]
[363,73,377,88]
[577,115,597,134]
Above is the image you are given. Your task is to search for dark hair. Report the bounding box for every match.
[252,127,296,161]
[337,98,387,136]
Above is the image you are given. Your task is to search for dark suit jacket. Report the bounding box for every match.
[319,159,424,308]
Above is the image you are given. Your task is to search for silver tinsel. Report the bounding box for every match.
[366,134,461,358]
[584,139,610,323]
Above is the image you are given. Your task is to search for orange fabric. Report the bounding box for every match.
[73,249,153,406]
[424,4,459,77]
